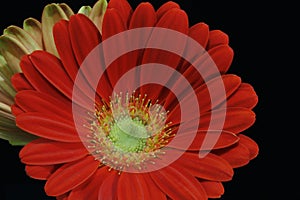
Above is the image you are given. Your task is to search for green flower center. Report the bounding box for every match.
[108,116,148,153]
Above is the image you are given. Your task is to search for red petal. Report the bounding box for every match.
[173,152,233,181]
[198,107,256,134]
[150,165,207,200]
[156,1,180,21]
[208,45,234,74]
[11,104,24,116]
[167,75,242,124]
[20,55,63,99]
[69,14,101,66]
[25,164,57,180]
[118,173,151,200]
[156,8,188,34]
[15,90,72,118]
[11,73,33,91]
[189,22,209,49]
[142,174,167,200]
[102,8,127,40]
[107,0,133,26]
[195,74,241,112]
[129,2,157,28]
[29,51,93,107]
[207,30,229,49]
[29,51,73,99]
[98,170,119,200]
[20,138,88,165]
[213,142,251,168]
[45,156,99,196]
[53,19,79,82]
[227,83,258,109]
[200,181,224,198]
[101,8,131,97]
[56,193,69,200]
[16,112,81,142]
[69,166,111,200]
[170,130,239,151]
[139,8,188,99]
[239,134,259,160]
[178,22,209,73]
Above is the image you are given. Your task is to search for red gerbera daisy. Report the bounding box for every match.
[11,0,259,199]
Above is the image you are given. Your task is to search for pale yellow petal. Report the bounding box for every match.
[42,3,69,57]
[0,55,14,82]
[23,18,43,49]
[78,6,92,16]
[4,25,42,52]
[89,0,108,32]
[0,127,37,146]
[0,89,13,106]
[0,35,29,73]
[0,105,12,118]
[59,3,74,18]
[0,80,16,99]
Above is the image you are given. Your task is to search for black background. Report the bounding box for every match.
[0,0,279,199]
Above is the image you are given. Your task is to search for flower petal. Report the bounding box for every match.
[69,166,111,200]
[45,155,99,196]
[129,2,157,28]
[118,173,152,200]
[226,83,258,109]
[28,51,74,99]
[167,74,242,123]
[11,73,33,91]
[102,8,127,40]
[189,22,209,49]
[213,142,251,168]
[89,0,108,32]
[19,55,65,100]
[173,152,233,181]
[208,44,233,75]
[194,74,241,112]
[98,170,119,200]
[53,19,79,82]
[150,165,207,200]
[199,107,256,134]
[25,164,57,180]
[118,173,166,200]
[16,112,81,142]
[4,25,42,52]
[20,138,88,165]
[156,1,180,21]
[140,8,188,99]
[69,14,102,66]
[200,181,224,199]
[59,3,74,18]
[107,0,133,26]
[238,134,259,160]
[170,130,239,151]
[23,18,43,48]
[15,90,72,118]
[207,30,229,49]
[0,35,29,73]
[41,3,69,57]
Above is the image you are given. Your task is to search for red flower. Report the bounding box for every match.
[12,0,258,199]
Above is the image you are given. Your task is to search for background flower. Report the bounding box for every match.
[0,0,107,145]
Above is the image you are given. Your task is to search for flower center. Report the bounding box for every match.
[108,116,148,152]
[85,92,173,172]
